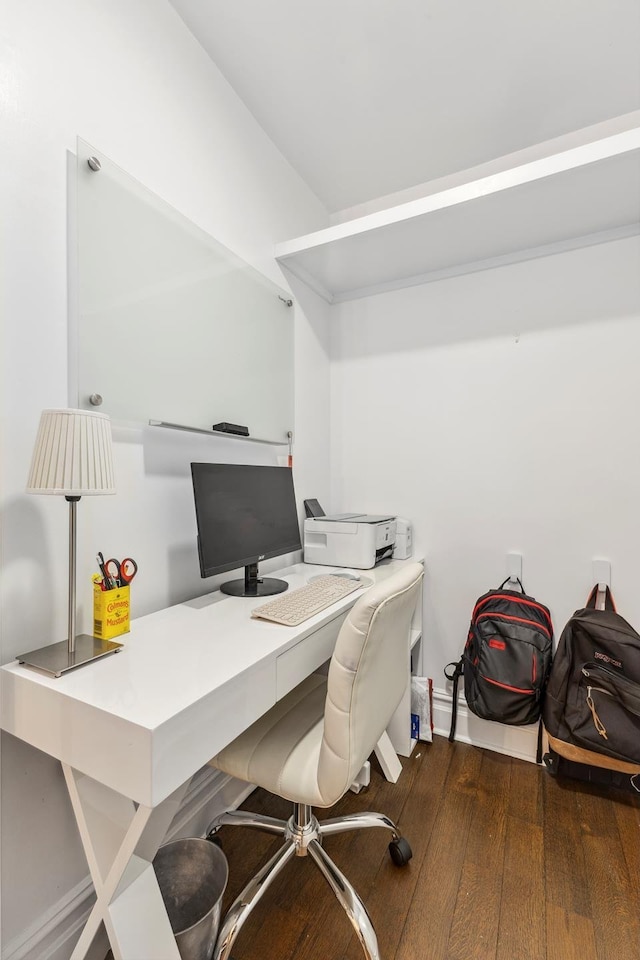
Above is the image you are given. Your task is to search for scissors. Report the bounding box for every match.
[104,556,138,588]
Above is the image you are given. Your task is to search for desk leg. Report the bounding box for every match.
[374,731,402,783]
[63,764,187,960]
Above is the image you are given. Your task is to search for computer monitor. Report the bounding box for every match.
[190,462,302,597]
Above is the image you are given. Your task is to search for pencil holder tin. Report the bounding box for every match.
[93,583,130,640]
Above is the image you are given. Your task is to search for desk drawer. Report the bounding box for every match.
[276,613,346,700]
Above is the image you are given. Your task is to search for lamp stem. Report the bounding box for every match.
[66,496,80,656]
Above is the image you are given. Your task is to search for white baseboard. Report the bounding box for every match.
[1,875,106,960]
[432,685,539,764]
[3,768,254,960]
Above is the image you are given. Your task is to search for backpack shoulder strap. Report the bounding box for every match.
[444,659,464,742]
[536,717,544,764]
[585,584,617,612]
[498,576,525,593]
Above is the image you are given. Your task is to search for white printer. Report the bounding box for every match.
[303,514,397,570]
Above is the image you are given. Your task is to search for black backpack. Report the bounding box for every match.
[543,586,640,784]
[446,578,553,744]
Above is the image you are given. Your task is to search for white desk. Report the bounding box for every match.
[1,558,422,960]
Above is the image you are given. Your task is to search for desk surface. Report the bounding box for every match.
[1,559,416,806]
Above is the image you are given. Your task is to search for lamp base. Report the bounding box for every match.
[17,634,123,678]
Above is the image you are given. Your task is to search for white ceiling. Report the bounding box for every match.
[169,0,640,214]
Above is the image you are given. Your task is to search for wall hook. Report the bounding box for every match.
[592,559,611,611]
[506,552,522,586]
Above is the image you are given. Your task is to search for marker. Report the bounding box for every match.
[97,553,116,589]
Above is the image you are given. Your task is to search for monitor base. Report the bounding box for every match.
[221,577,288,598]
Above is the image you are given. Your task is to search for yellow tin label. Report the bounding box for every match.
[93,583,130,640]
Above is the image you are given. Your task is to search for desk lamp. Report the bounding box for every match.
[17,408,123,677]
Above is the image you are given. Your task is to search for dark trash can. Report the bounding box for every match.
[153,837,229,960]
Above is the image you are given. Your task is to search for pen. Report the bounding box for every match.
[97,552,117,590]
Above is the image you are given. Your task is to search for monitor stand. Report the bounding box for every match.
[220,562,289,598]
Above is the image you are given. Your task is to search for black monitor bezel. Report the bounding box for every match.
[191,462,302,581]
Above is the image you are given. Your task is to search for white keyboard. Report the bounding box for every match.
[251,575,363,626]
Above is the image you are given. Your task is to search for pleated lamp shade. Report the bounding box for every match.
[26,409,116,496]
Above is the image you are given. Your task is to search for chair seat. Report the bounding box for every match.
[210,673,333,807]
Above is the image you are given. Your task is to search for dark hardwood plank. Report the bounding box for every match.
[545,904,597,960]
[445,750,511,960]
[395,741,483,960]
[582,833,640,960]
[223,901,309,960]
[496,817,545,960]
[508,754,543,826]
[573,779,628,840]
[613,794,640,891]
[342,737,454,960]
[542,772,592,917]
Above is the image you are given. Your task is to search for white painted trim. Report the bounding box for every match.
[2,769,253,960]
[432,686,539,765]
[0,875,101,960]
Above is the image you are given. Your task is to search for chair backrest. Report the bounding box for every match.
[317,562,424,805]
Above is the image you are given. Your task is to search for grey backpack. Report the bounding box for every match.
[446,578,553,742]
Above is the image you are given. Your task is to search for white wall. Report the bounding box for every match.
[330,236,640,757]
[0,2,330,957]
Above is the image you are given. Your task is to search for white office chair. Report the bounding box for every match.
[206,562,424,960]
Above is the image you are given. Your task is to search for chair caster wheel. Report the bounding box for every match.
[389,837,412,866]
[206,830,223,848]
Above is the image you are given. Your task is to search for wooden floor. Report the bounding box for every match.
[215,736,640,960]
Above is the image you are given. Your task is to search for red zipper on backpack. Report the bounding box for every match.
[476,611,551,639]
[482,676,535,695]
[473,594,552,630]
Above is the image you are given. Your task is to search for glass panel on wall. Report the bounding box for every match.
[75,138,294,442]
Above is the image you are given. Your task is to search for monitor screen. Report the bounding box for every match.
[191,462,301,596]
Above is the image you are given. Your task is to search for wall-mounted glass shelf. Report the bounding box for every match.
[149,420,290,446]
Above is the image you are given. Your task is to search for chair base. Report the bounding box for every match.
[207,803,411,960]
